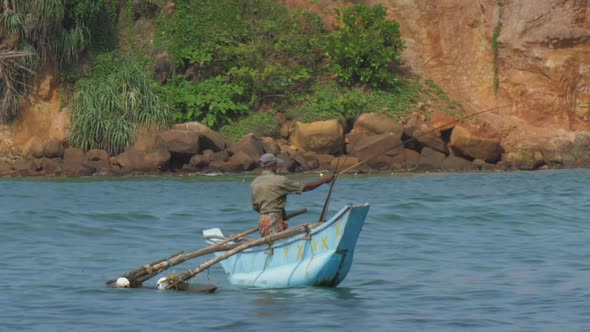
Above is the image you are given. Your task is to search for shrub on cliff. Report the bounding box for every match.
[69,54,171,155]
[327,4,405,88]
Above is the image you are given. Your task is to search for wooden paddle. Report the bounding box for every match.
[107,208,308,287]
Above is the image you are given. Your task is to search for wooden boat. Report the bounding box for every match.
[202,203,369,288]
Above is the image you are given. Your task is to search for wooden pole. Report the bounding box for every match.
[166,223,314,289]
[337,105,509,177]
[107,209,308,287]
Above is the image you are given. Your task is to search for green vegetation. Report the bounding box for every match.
[492,0,504,95]
[220,112,278,142]
[0,0,118,123]
[161,75,249,128]
[69,53,171,155]
[2,0,464,152]
[327,4,405,88]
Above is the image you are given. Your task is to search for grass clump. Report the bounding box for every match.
[69,53,171,155]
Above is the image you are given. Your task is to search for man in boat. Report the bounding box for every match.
[251,153,334,237]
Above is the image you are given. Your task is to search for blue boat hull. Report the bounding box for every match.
[203,204,369,288]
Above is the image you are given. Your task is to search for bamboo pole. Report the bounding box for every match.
[107,208,308,287]
[166,223,314,289]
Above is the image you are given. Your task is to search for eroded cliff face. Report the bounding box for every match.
[282,0,590,151]
[4,0,589,158]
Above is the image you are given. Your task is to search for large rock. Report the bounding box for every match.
[412,127,448,154]
[427,111,456,131]
[417,147,446,171]
[352,113,403,137]
[63,147,86,164]
[43,139,64,158]
[291,119,344,155]
[503,150,545,170]
[330,156,360,172]
[228,133,265,161]
[403,149,421,170]
[113,149,170,171]
[449,123,502,163]
[86,149,109,162]
[172,122,225,152]
[442,154,476,171]
[259,137,281,155]
[157,129,200,155]
[62,162,96,176]
[347,133,403,161]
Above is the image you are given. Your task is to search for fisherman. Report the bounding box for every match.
[251,153,334,237]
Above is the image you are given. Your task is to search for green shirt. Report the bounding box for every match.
[251,170,305,214]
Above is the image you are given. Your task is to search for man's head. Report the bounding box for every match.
[259,153,282,169]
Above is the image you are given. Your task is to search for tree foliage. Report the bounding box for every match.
[327,4,405,88]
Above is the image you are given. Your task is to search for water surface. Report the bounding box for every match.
[2,170,590,331]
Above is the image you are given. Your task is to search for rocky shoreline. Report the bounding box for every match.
[1,111,589,178]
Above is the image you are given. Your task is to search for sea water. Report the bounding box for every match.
[1,169,590,331]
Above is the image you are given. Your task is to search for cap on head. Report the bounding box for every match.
[259,153,283,167]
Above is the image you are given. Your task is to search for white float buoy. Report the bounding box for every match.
[157,277,169,289]
[115,277,130,288]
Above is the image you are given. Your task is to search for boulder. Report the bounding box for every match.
[288,151,307,171]
[413,127,448,154]
[86,160,110,173]
[503,150,545,170]
[427,111,455,131]
[403,149,421,170]
[345,131,366,155]
[312,153,335,170]
[62,162,96,176]
[449,123,502,163]
[0,161,13,176]
[114,149,171,171]
[12,159,34,176]
[143,149,171,170]
[403,113,427,138]
[228,133,265,161]
[291,119,344,155]
[442,154,476,171]
[63,147,86,164]
[189,154,210,169]
[211,150,230,162]
[347,133,403,161]
[39,157,63,175]
[172,122,225,152]
[417,147,446,171]
[43,139,64,158]
[157,129,200,155]
[366,155,397,171]
[259,137,281,155]
[352,113,403,137]
[87,149,109,162]
[330,156,360,172]
[227,151,256,172]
